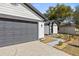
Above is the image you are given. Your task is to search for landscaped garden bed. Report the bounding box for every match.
[41,34,79,56]
[54,34,79,56]
[40,35,53,43]
[61,44,79,56]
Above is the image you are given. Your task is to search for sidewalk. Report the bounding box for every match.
[0,40,70,56]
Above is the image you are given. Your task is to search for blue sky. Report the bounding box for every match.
[32,3,79,13]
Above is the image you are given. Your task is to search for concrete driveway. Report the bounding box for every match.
[0,40,70,56]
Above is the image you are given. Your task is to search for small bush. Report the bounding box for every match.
[57,41,63,46]
[56,35,62,38]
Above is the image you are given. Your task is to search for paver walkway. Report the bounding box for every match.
[0,40,70,56]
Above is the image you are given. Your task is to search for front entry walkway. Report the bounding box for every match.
[0,40,70,56]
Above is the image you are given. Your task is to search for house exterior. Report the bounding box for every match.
[44,20,58,35]
[0,3,46,47]
[44,24,49,35]
[58,17,79,35]
[59,23,79,35]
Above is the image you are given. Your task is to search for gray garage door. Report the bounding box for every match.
[0,20,38,47]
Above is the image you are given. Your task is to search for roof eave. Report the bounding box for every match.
[23,3,48,21]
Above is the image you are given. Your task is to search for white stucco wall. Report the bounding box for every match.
[44,25,49,34]
[38,22,44,39]
[53,23,58,34]
[0,3,43,21]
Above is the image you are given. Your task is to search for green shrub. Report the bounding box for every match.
[56,35,62,38]
[57,41,63,46]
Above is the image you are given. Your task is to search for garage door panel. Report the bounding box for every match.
[0,21,38,47]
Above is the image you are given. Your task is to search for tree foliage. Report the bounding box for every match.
[73,5,79,25]
[44,4,73,21]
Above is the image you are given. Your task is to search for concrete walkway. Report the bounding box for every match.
[0,40,70,56]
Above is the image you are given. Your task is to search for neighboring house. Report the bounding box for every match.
[44,20,58,35]
[58,17,79,35]
[59,23,79,35]
[0,3,46,47]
